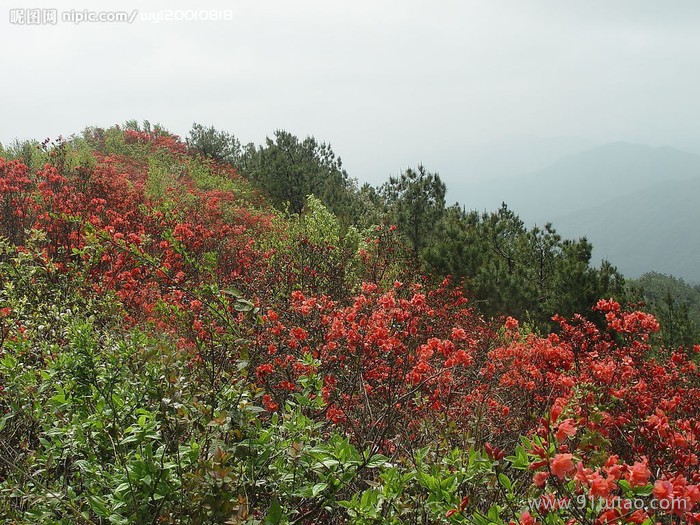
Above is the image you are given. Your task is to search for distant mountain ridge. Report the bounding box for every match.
[553,177,700,281]
[457,141,700,282]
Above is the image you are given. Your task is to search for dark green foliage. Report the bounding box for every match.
[382,165,446,259]
[187,122,245,165]
[628,271,700,347]
[424,203,626,329]
[241,130,356,218]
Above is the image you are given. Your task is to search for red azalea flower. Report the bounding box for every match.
[550,454,575,480]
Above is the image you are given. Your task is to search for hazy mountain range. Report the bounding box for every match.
[454,141,700,283]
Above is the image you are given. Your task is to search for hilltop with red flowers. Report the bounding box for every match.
[0,123,697,524]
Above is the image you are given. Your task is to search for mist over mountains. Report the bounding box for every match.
[454,141,700,282]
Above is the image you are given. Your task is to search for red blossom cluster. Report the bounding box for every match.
[518,301,699,522]
[0,133,273,337]
[252,280,494,449]
[0,158,35,245]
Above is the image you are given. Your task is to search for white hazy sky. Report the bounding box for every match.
[2,0,700,186]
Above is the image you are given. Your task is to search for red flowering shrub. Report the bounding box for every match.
[252,279,495,451]
[1,130,273,343]
[0,157,35,245]
[506,300,699,523]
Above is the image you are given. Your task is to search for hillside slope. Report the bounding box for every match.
[1,125,699,525]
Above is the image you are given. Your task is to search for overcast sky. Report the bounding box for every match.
[2,0,699,187]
